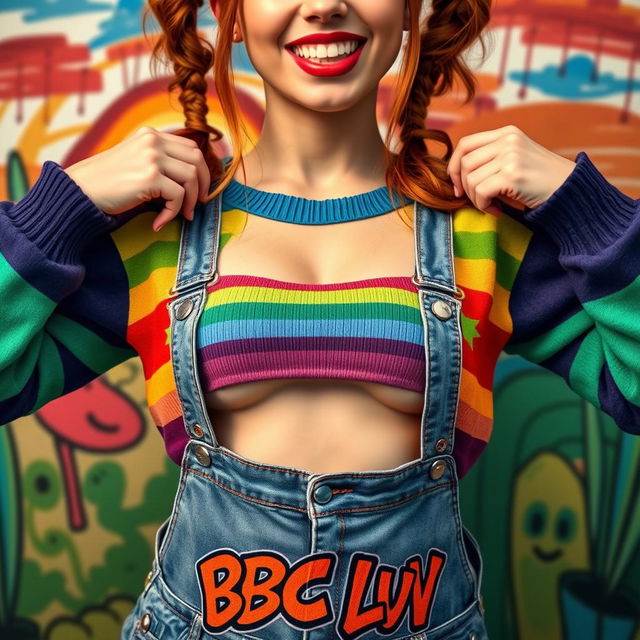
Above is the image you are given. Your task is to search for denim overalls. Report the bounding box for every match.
[121,189,488,640]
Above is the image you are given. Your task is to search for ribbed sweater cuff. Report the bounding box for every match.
[522,151,638,257]
[6,160,120,264]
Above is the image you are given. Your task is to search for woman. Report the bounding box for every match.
[1,0,639,638]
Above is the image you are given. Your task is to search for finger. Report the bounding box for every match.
[473,173,506,216]
[151,174,185,232]
[158,156,199,219]
[458,142,502,204]
[132,126,196,148]
[132,125,156,139]
[447,126,517,190]
[162,133,211,202]
[156,130,202,148]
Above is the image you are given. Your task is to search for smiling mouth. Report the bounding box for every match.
[532,545,563,562]
[285,41,366,64]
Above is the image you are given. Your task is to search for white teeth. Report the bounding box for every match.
[292,40,361,60]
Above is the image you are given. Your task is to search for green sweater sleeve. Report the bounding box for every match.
[503,151,640,433]
[0,161,137,424]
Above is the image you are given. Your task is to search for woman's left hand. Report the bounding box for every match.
[446,124,577,216]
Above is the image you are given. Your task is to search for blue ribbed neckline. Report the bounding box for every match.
[220,156,409,225]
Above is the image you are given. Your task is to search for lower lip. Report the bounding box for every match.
[286,43,365,77]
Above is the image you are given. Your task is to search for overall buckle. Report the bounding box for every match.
[168,270,220,297]
[411,274,465,300]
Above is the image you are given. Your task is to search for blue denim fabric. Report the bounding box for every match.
[121,192,489,640]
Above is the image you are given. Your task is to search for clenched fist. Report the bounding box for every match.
[65,126,211,231]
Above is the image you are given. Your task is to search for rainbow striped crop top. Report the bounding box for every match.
[197,275,424,393]
[195,170,425,393]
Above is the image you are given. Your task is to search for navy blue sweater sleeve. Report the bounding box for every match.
[0,161,137,424]
[502,151,640,433]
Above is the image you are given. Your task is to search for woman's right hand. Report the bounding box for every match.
[64,126,211,232]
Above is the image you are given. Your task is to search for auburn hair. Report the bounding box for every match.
[142,0,493,218]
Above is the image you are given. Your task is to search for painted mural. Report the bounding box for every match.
[0,0,639,638]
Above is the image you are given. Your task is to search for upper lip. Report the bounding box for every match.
[285,31,367,48]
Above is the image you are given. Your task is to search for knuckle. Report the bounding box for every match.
[145,165,161,182]
[504,149,520,166]
[505,131,521,146]
[144,147,160,164]
[504,161,522,182]
[137,125,154,136]
[142,131,160,149]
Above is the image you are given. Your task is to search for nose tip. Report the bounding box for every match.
[300,0,348,22]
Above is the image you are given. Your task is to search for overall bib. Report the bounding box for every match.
[121,191,488,640]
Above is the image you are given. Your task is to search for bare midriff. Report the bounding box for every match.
[205,378,424,474]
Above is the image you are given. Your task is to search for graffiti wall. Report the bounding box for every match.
[0,0,639,638]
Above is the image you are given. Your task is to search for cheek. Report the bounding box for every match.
[242,1,292,46]
[371,26,405,74]
[242,18,289,70]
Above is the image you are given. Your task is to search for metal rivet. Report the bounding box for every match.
[140,612,151,632]
[143,570,152,588]
[469,633,478,640]
[429,459,447,480]
[313,484,333,504]
[431,299,452,321]
[435,438,448,453]
[174,298,194,320]
[193,424,204,438]
[194,445,211,467]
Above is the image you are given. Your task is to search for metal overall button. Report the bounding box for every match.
[313,484,333,504]
[429,459,446,480]
[174,298,194,320]
[435,437,448,453]
[193,424,204,438]
[469,633,478,640]
[139,611,152,632]
[431,299,452,321]
[194,445,211,467]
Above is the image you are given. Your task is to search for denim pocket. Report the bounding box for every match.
[420,599,488,640]
[128,573,201,640]
[460,525,483,601]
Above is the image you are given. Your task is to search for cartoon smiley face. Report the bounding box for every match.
[511,452,589,638]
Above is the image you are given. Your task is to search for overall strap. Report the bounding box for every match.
[167,190,223,448]
[413,201,464,463]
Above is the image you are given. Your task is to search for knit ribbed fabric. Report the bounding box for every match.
[221,156,409,224]
[196,274,424,392]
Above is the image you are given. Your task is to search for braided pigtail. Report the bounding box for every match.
[143,0,224,186]
[384,0,493,215]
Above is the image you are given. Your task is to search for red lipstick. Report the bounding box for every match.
[284,31,367,78]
